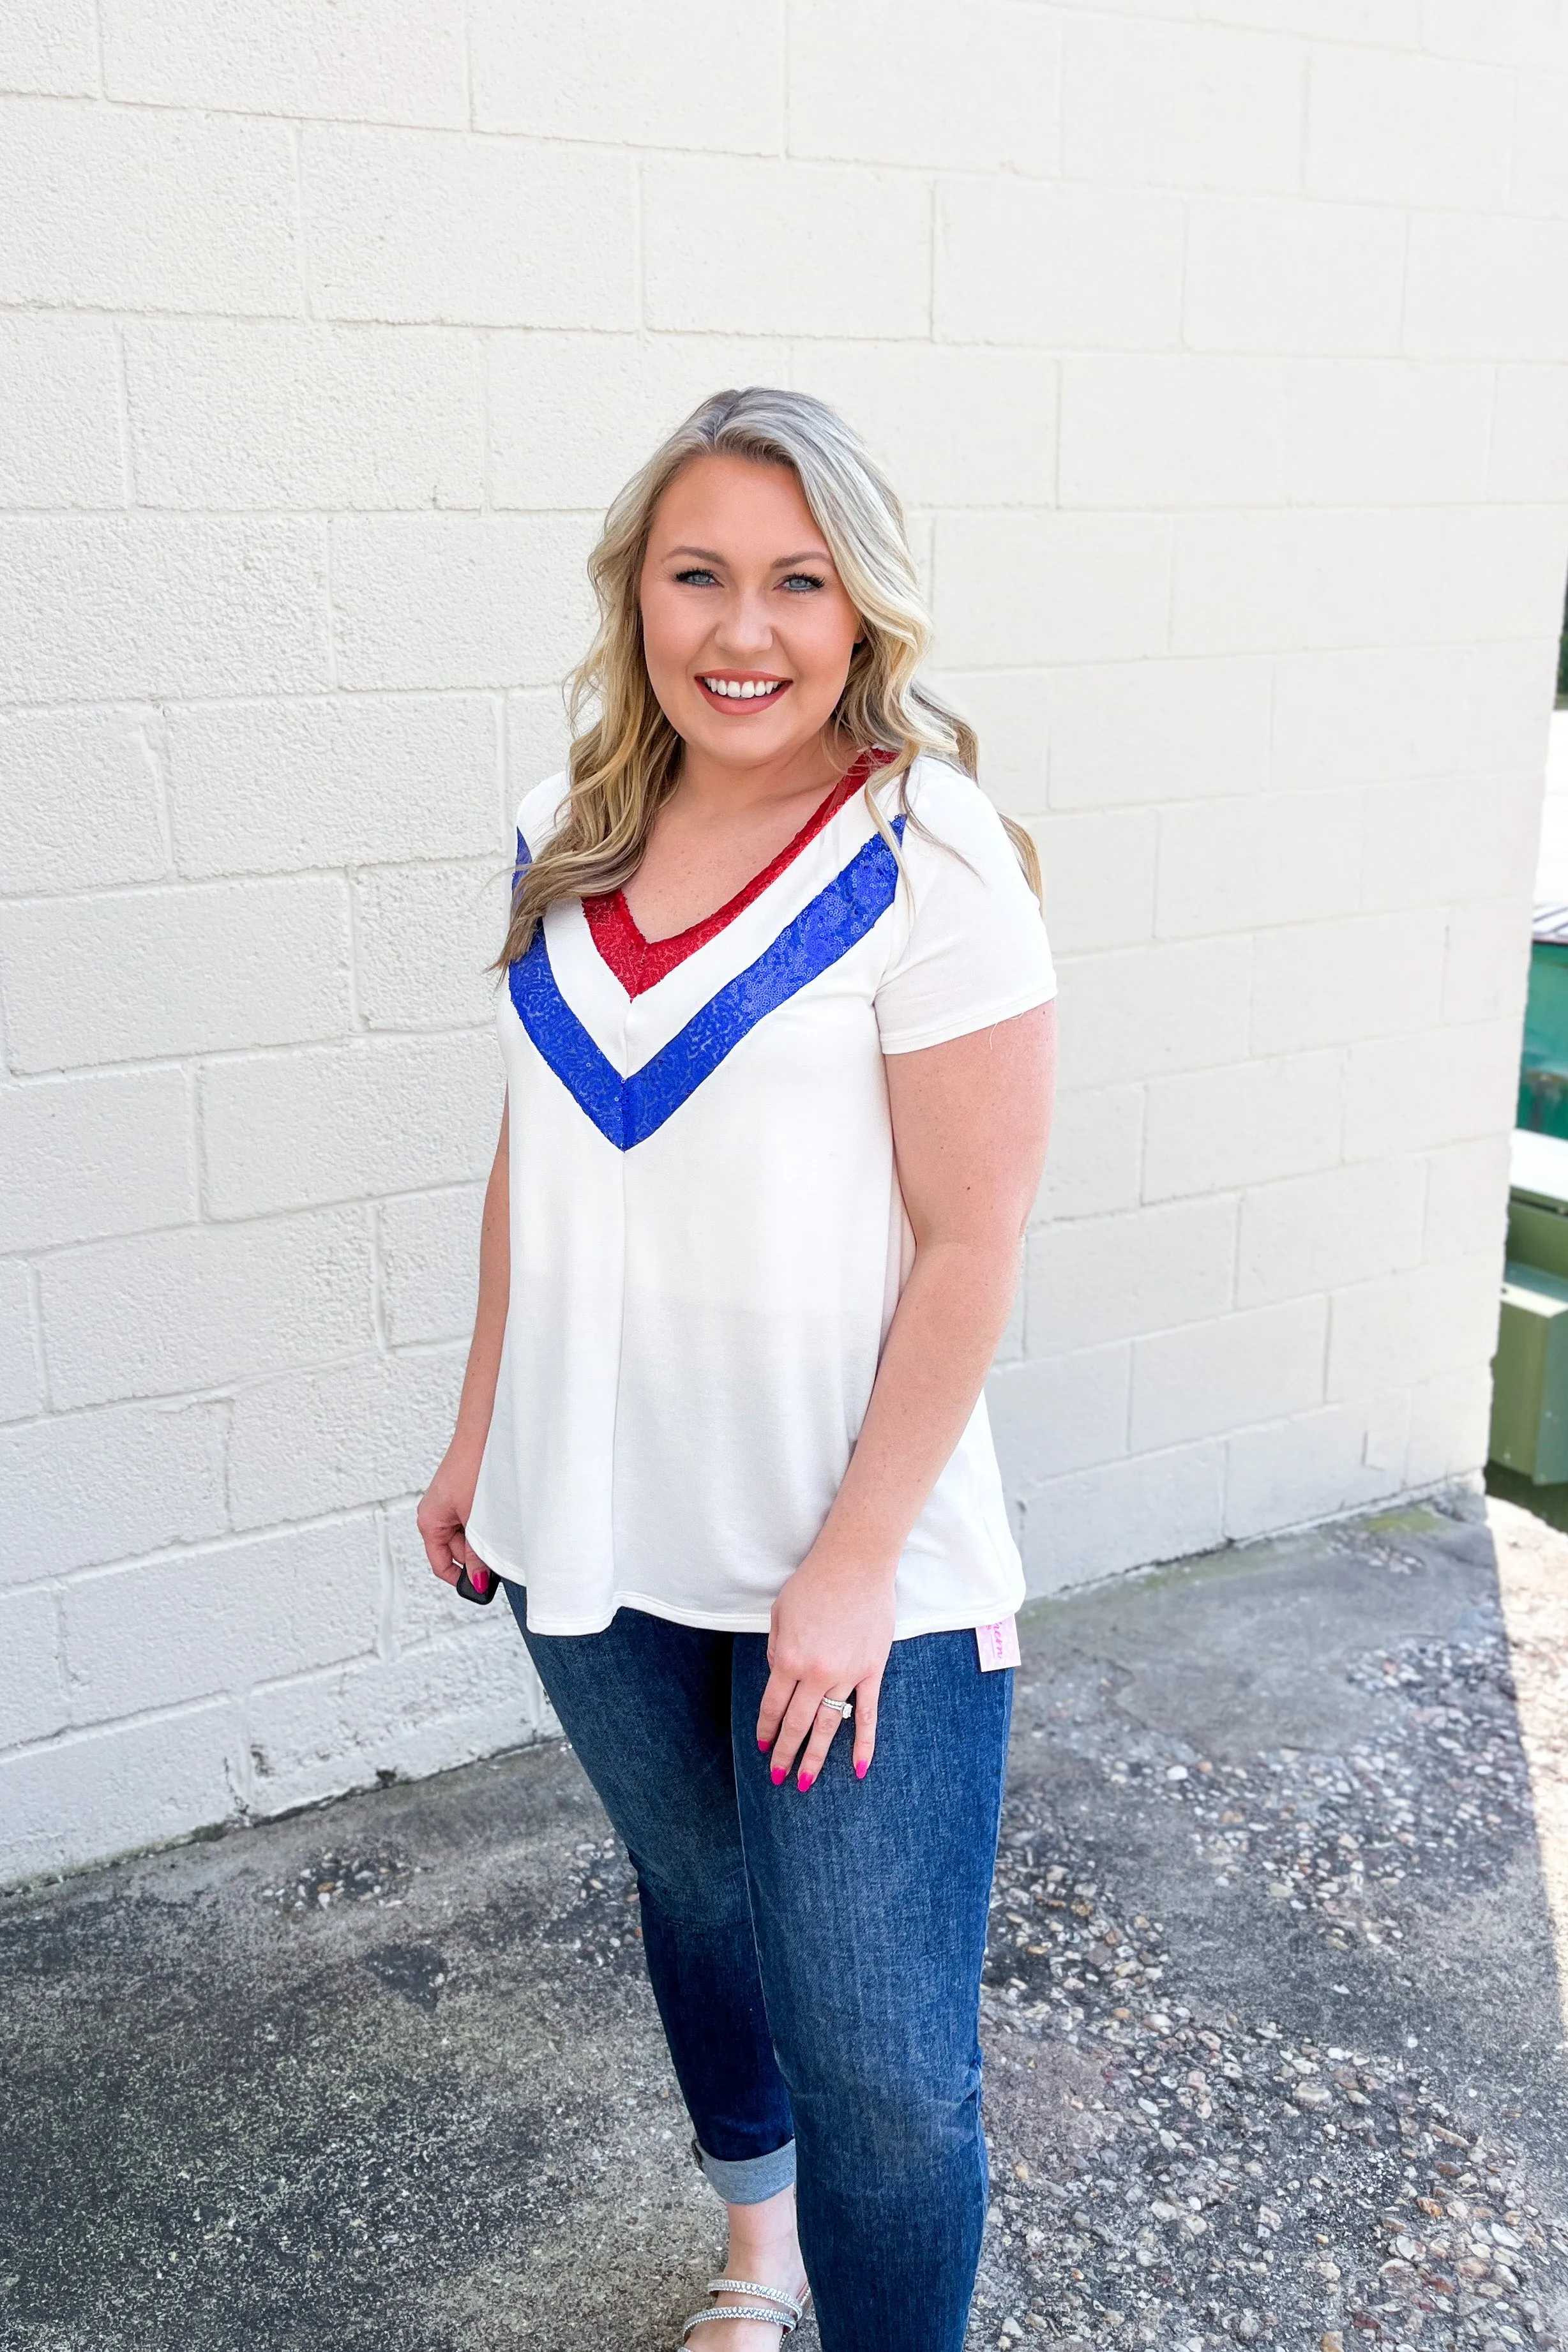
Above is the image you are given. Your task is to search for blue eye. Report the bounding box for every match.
[674,566,718,587]
[781,573,825,592]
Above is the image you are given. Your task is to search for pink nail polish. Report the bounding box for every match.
[797,1773,814,1793]
[855,1760,868,1780]
[757,1735,770,1751]
[771,1767,786,1786]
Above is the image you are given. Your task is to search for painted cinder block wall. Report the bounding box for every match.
[3,0,1567,1885]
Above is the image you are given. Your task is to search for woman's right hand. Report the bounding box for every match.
[417,1444,492,1588]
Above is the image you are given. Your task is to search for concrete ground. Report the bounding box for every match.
[3,1494,1567,2352]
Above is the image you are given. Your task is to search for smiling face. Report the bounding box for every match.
[638,453,864,774]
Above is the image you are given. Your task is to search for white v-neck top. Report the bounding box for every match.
[465,751,1057,1640]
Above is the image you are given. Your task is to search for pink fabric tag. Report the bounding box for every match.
[976,1616,1021,1671]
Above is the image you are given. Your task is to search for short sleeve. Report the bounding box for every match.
[515,770,571,861]
[873,762,1057,1055]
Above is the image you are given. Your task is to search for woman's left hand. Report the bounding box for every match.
[756,1549,896,1790]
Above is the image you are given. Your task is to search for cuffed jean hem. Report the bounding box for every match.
[695,2135,797,2205]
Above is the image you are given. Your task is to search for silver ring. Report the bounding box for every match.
[816,1695,853,1720]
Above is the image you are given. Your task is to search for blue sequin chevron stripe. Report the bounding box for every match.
[508,818,905,1151]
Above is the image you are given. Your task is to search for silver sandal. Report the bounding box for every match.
[680,2276,808,2341]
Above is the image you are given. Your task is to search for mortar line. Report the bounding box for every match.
[375,1502,397,1663]
[321,516,338,691]
[480,329,493,515]
[110,320,135,505]
[131,704,176,873]
[289,118,312,320]
[367,1196,390,1359]
[633,155,647,332]
[54,1495,403,1588]
[22,1258,50,1414]
[186,1054,206,1226]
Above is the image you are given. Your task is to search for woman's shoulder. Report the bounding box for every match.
[873,752,1016,856]
[514,770,572,858]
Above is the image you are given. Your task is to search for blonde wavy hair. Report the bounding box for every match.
[490,385,1041,969]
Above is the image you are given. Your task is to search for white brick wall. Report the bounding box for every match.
[4,0,1567,1884]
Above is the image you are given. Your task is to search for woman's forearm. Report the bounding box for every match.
[809,1004,1055,1587]
[449,1100,511,1466]
[815,1234,1021,1578]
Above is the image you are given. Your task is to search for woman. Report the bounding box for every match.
[418,387,1057,2352]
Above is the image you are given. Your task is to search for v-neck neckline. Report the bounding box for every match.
[582,746,891,999]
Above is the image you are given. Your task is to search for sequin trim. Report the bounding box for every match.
[583,746,891,999]
[508,817,905,1151]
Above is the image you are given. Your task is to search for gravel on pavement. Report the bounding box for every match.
[2,1491,1564,2352]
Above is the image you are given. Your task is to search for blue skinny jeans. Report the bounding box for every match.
[503,1588,1013,2352]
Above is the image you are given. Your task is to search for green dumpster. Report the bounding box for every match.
[1489,1127,1568,1482]
[1517,902,1568,1137]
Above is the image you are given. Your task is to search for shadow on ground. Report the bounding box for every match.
[2,1496,1566,2351]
